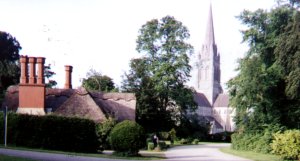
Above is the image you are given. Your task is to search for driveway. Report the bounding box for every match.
[165,143,251,161]
[0,143,251,161]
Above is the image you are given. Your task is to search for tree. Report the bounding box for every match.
[0,31,21,102]
[44,64,57,88]
[228,1,300,132]
[122,16,196,132]
[82,69,116,92]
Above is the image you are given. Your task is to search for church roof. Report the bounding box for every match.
[213,94,229,107]
[2,85,136,123]
[194,92,211,107]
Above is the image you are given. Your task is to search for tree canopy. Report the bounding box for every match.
[0,31,21,97]
[82,69,116,92]
[228,1,300,132]
[122,16,196,132]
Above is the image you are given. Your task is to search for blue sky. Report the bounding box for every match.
[0,0,276,90]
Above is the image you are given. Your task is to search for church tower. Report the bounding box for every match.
[196,3,223,105]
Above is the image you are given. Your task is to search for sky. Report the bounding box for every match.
[0,0,277,90]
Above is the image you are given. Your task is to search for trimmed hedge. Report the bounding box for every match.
[109,120,146,156]
[0,112,99,153]
[271,130,300,160]
[231,131,273,154]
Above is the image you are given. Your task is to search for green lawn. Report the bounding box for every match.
[0,154,36,161]
[220,147,283,161]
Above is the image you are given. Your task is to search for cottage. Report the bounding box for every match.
[2,56,136,123]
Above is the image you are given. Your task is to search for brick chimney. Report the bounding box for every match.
[64,65,73,89]
[18,56,46,115]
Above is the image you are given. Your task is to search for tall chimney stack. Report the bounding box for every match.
[18,55,46,115]
[64,65,73,89]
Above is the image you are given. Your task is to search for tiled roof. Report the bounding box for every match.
[213,94,229,107]
[194,92,211,107]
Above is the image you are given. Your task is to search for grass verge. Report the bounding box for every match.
[220,147,282,161]
[0,145,165,160]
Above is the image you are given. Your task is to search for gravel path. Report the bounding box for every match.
[0,143,251,161]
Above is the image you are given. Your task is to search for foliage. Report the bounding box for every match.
[109,120,146,156]
[169,128,176,144]
[0,113,99,153]
[271,129,300,160]
[175,114,210,140]
[158,132,169,140]
[96,117,116,151]
[207,132,233,143]
[231,124,283,154]
[122,16,196,132]
[0,31,21,99]
[192,139,199,144]
[147,142,155,150]
[44,64,57,88]
[82,69,117,92]
[228,0,300,132]
[157,141,168,150]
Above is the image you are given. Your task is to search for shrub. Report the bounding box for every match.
[179,138,188,144]
[193,139,199,144]
[169,128,176,144]
[96,117,116,151]
[109,120,146,156]
[158,132,169,140]
[271,130,300,160]
[158,141,168,150]
[147,142,154,150]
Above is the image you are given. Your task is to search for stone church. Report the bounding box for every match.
[193,4,235,134]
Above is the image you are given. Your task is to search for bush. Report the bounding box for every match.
[0,113,99,153]
[158,141,168,150]
[271,130,300,160]
[109,120,146,156]
[169,128,176,144]
[147,142,154,150]
[231,125,283,154]
[179,138,187,144]
[193,139,199,144]
[96,117,116,151]
[158,132,169,140]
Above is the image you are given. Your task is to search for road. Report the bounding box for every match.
[0,143,251,161]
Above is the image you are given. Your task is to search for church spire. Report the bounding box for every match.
[204,2,215,45]
[195,2,223,105]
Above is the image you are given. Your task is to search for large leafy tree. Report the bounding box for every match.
[82,69,116,92]
[122,16,196,131]
[228,1,300,132]
[0,31,21,100]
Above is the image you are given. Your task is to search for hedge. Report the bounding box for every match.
[0,112,99,153]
